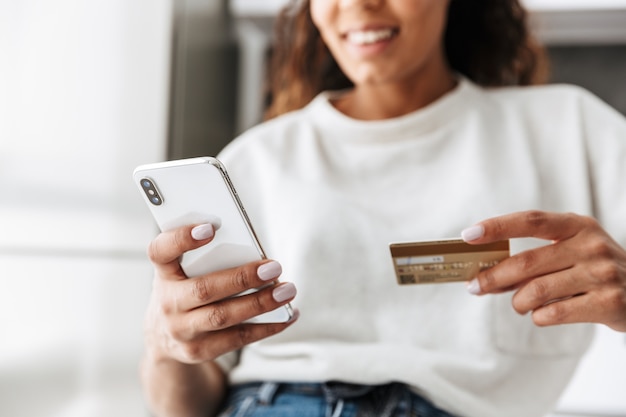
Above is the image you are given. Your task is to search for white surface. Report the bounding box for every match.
[0,257,153,417]
[524,0,626,10]
[529,8,626,45]
[0,0,171,217]
[235,20,272,134]
[0,0,170,253]
[0,1,171,416]
[555,326,626,415]
[230,0,289,16]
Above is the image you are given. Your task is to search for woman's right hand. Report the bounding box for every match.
[144,223,298,365]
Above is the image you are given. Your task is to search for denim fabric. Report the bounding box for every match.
[217,382,458,417]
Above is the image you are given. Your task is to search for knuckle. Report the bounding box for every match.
[602,288,626,314]
[171,229,188,254]
[514,250,537,273]
[249,292,268,314]
[490,219,506,239]
[536,302,568,326]
[236,325,255,347]
[587,236,613,259]
[524,210,548,229]
[146,239,162,263]
[515,281,550,315]
[164,320,186,342]
[579,214,600,229]
[191,278,213,303]
[232,267,252,290]
[147,228,194,264]
[590,260,620,285]
[206,305,229,329]
[528,279,550,303]
[601,262,620,284]
[479,268,497,291]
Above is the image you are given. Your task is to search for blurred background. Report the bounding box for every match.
[0,0,625,416]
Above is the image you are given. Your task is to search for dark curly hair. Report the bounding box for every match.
[265,0,548,119]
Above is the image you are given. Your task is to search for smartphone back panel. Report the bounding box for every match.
[133,157,292,323]
[134,157,264,276]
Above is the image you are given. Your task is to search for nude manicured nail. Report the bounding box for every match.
[467,278,482,295]
[257,261,282,281]
[461,225,484,242]
[191,224,214,240]
[273,283,297,302]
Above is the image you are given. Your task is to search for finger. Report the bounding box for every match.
[174,260,285,311]
[181,282,297,337]
[462,211,591,244]
[147,223,216,278]
[530,289,613,327]
[172,310,300,364]
[470,240,575,294]
[534,286,626,332]
[511,270,585,315]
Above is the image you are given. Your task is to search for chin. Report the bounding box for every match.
[348,69,396,87]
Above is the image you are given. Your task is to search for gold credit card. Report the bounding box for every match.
[389,238,510,285]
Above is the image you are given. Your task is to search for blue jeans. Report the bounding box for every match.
[217,382,458,417]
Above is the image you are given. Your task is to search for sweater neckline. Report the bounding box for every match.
[306,77,476,143]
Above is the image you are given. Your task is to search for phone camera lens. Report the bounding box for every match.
[140,177,163,206]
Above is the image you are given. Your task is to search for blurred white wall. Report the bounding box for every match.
[523,0,626,9]
[0,0,172,416]
[0,0,171,221]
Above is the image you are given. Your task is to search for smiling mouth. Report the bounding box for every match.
[345,28,398,46]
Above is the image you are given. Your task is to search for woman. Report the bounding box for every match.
[141,1,626,416]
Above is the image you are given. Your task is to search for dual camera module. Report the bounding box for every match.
[140,178,163,206]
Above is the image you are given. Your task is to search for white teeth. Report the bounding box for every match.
[347,29,394,45]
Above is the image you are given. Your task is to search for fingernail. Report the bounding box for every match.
[191,224,214,240]
[467,278,482,295]
[257,261,282,281]
[273,282,296,302]
[461,225,484,242]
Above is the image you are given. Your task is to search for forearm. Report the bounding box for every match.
[140,351,227,417]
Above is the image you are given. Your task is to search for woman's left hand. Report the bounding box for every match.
[462,210,626,332]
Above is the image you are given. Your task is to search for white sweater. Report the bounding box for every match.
[216,78,626,417]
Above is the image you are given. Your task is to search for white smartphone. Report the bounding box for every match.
[133,156,293,324]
